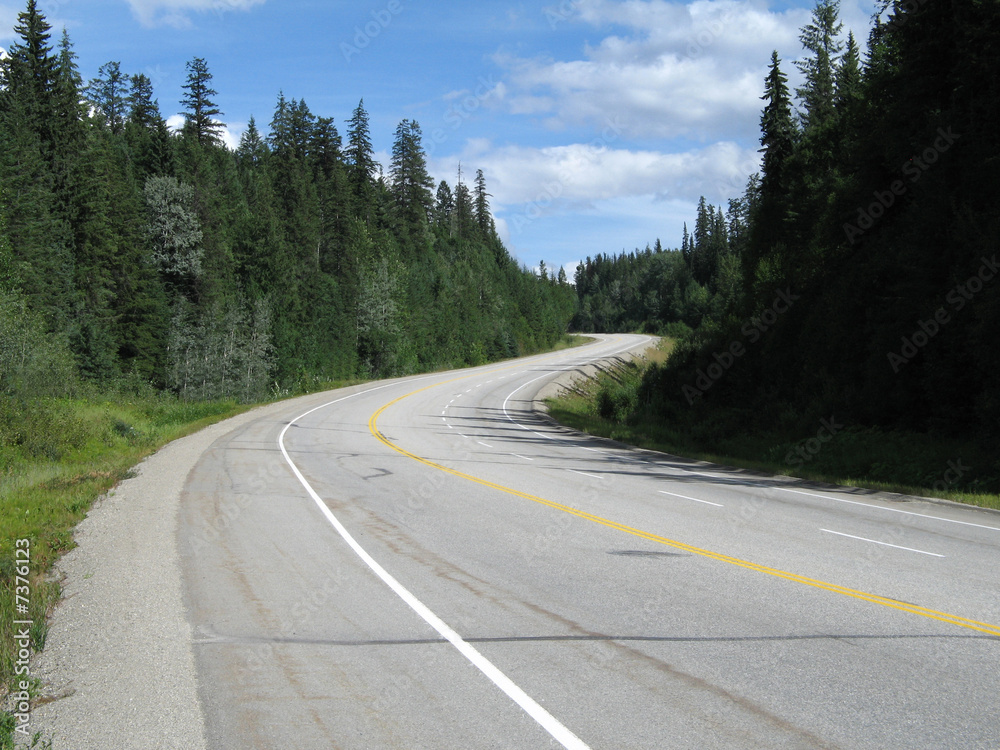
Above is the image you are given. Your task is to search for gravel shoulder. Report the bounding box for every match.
[27,340,655,749]
[29,400,299,749]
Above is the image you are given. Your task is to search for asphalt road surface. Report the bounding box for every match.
[178,334,1000,749]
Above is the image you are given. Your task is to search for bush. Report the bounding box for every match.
[0,291,77,398]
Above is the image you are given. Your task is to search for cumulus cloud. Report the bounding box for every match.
[502,0,809,140]
[166,114,244,151]
[125,0,266,28]
[438,139,758,212]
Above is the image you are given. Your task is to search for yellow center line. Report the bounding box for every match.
[367,370,1000,639]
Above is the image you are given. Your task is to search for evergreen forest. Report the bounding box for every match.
[572,0,1000,471]
[0,1,576,406]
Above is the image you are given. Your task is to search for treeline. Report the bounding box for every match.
[0,1,574,402]
[572,193,750,335]
[581,0,1000,447]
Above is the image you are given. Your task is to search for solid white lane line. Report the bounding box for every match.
[279,389,591,750]
[659,490,723,508]
[820,529,945,558]
[570,470,604,480]
[778,488,1000,533]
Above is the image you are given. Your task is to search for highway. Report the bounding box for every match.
[179,334,1000,749]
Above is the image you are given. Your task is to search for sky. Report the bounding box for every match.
[1,0,879,277]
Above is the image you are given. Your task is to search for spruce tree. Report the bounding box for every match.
[180,57,224,146]
[795,0,843,131]
[473,168,494,239]
[2,0,59,147]
[87,61,127,135]
[434,180,454,235]
[389,119,434,241]
[346,99,377,218]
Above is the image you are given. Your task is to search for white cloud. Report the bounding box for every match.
[441,139,758,211]
[166,113,244,150]
[500,0,809,140]
[125,0,266,28]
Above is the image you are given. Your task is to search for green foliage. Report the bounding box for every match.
[566,1,1000,498]
[0,389,249,712]
[180,57,224,146]
[0,0,572,397]
[0,290,76,398]
[143,175,204,282]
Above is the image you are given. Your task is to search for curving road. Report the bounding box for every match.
[179,334,1000,749]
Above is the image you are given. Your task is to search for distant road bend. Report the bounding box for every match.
[180,334,1000,749]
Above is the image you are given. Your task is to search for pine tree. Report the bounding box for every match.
[744,51,798,295]
[237,116,268,168]
[346,99,376,218]
[454,164,474,240]
[2,0,59,148]
[434,180,454,234]
[127,73,160,128]
[473,168,494,239]
[86,61,127,135]
[180,57,224,146]
[795,0,844,131]
[389,119,434,241]
[760,51,797,186]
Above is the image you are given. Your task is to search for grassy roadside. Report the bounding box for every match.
[0,335,591,746]
[0,389,255,744]
[546,339,1000,511]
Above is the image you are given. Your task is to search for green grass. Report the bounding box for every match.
[544,333,595,353]
[0,337,592,745]
[0,390,253,744]
[547,341,1000,512]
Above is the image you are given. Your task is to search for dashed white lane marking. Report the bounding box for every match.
[570,470,604,480]
[478,441,493,448]
[778,487,1000,532]
[511,454,534,461]
[279,390,590,750]
[659,490,723,508]
[820,528,945,558]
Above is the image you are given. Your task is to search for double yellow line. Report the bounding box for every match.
[369,375,1000,638]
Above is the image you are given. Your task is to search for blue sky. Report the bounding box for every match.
[1,0,879,275]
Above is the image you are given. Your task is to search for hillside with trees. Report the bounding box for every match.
[0,1,575,404]
[570,0,999,492]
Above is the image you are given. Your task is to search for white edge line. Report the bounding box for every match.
[820,528,945,558]
[659,490,723,508]
[278,385,591,750]
[778,488,1000,532]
